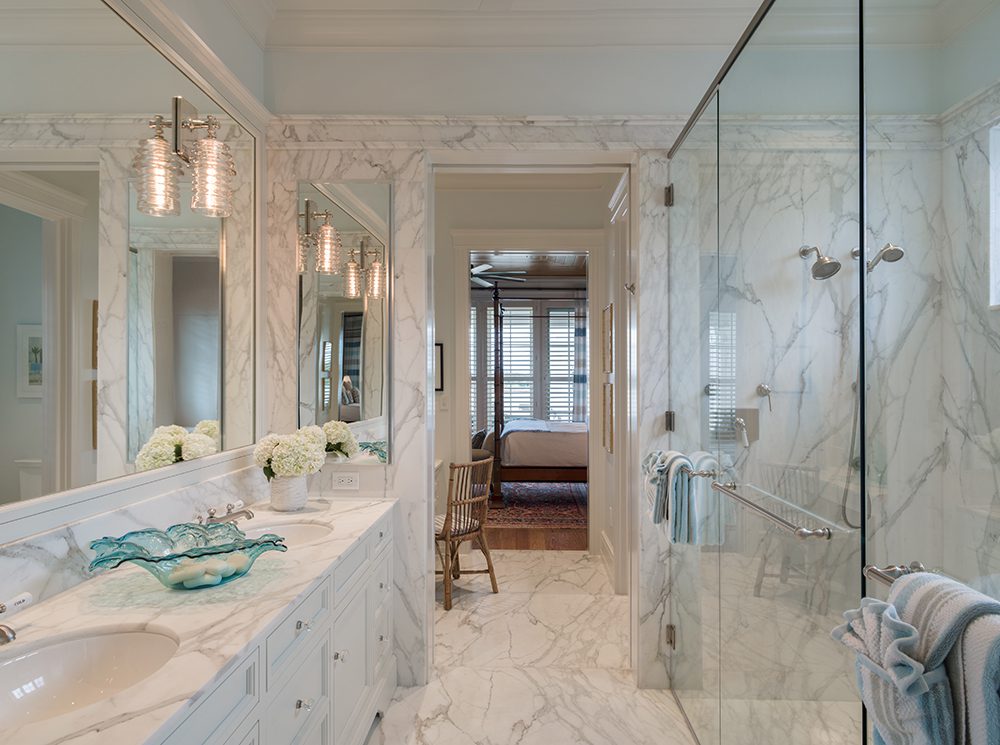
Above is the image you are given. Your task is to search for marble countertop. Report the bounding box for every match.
[0,497,396,745]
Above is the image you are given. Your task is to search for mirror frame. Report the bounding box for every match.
[296,181,393,465]
[0,0,266,536]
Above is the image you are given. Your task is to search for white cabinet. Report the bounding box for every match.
[158,513,395,745]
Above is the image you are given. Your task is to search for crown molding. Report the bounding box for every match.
[0,170,89,220]
[222,0,276,49]
[264,1,994,50]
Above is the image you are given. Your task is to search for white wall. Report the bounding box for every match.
[266,47,727,117]
[0,204,44,504]
[432,178,617,508]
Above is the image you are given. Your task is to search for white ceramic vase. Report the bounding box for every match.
[270,475,308,512]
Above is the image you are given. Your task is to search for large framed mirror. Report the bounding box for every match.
[297,183,390,463]
[0,1,256,511]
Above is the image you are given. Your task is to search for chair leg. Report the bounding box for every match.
[451,543,462,579]
[478,531,499,594]
[442,538,453,611]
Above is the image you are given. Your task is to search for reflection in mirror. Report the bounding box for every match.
[0,1,255,508]
[297,183,390,463]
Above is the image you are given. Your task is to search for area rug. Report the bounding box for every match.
[488,482,588,528]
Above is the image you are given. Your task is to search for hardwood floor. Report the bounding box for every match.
[479,525,588,550]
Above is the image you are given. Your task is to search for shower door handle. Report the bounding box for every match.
[711,482,833,540]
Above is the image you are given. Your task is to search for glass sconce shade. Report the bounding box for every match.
[190,135,236,218]
[134,133,182,217]
[366,258,384,299]
[315,223,343,274]
[345,257,362,299]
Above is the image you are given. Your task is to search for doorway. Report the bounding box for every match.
[432,167,632,591]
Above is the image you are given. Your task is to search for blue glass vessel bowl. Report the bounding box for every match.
[89,522,287,590]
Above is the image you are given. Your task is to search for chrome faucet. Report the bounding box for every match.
[0,624,14,645]
[202,503,255,526]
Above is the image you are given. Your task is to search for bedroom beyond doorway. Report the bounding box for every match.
[432,167,630,571]
[468,251,590,549]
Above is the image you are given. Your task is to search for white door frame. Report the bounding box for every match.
[0,170,89,494]
[428,151,641,671]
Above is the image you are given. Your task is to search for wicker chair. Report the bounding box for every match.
[435,457,498,610]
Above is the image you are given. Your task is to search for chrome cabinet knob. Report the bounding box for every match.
[296,698,313,712]
[378,634,386,643]
[295,620,311,632]
[333,650,348,662]
[379,581,385,590]
[378,530,384,539]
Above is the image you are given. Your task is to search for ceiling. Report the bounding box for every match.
[231,0,995,49]
[471,251,588,279]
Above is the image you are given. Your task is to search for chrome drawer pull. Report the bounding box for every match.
[378,634,386,643]
[295,620,311,632]
[296,698,313,712]
[379,581,385,590]
[334,650,348,662]
[378,530,384,539]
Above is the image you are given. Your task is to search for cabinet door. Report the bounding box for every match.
[297,711,330,745]
[223,719,259,745]
[332,587,369,741]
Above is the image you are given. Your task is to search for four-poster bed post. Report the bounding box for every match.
[491,283,504,499]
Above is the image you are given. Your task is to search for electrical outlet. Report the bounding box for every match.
[334,472,360,491]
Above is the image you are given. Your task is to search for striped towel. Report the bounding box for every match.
[666,452,696,544]
[641,450,675,525]
[689,451,723,546]
[641,451,695,537]
[833,573,1000,745]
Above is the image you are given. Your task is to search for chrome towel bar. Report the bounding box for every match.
[710,481,833,540]
[864,562,926,586]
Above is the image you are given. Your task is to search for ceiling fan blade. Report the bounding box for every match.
[470,264,493,275]
[471,276,493,288]
[492,276,527,283]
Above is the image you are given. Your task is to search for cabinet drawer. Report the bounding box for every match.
[162,650,259,745]
[334,538,370,602]
[333,588,370,740]
[368,550,392,610]
[372,515,392,556]
[373,604,392,672]
[266,580,331,689]
[265,631,330,745]
[297,711,330,745]
[222,719,259,745]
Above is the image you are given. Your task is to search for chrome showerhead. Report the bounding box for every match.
[799,245,842,280]
[860,243,906,272]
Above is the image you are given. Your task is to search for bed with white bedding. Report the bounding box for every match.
[483,418,588,482]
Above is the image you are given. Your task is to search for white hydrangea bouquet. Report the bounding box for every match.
[253,426,328,511]
[322,420,359,459]
[135,420,220,472]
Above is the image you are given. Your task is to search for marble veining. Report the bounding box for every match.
[0,497,395,745]
[373,550,694,745]
[0,464,269,606]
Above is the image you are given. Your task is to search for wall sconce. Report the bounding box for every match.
[133,96,236,219]
[344,250,362,298]
[298,198,344,275]
[344,238,385,300]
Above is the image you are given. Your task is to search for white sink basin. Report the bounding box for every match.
[244,520,332,546]
[0,628,178,727]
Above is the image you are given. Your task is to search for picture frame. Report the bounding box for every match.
[321,341,333,372]
[16,324,43,398]
[434,342,444,392]
[602,303,614,374]
[602,382,614,454]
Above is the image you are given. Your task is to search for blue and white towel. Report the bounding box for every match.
[642,450,706,543]
[833,573,1000,745]
[689,450,724,546]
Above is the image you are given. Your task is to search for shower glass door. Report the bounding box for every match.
[667,92,721,745]
[712,1,865,741]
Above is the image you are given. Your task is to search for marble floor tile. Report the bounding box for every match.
[372,550,693,745]
[437,549,615,597]
[370,666,696,745]
[434,590,630,670]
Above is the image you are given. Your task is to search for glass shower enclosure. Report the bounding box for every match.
[662,0,1000,742]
